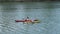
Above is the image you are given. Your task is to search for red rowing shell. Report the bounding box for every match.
[15,20,25,22]
[15,20,32,22]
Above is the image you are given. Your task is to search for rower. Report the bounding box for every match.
[24,17,32,23]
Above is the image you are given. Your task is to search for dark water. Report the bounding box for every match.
[0,2,60,34]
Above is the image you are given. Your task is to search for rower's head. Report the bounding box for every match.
[27,16,29,19]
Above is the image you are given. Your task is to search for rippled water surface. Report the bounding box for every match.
[0,2,60,34]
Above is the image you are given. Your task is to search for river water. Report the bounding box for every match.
[0,2,60,34]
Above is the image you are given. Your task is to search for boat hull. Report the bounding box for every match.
[15,20,25,22]
[15,20,40,24]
